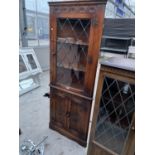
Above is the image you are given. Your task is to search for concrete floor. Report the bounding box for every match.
[19,71,87,155]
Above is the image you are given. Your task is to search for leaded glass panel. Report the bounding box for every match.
[95,76,135,154]
[19,55,27,73]
[56,18,91,90]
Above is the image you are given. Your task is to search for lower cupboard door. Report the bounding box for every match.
[68,96,91,141]
[50,92,68,128]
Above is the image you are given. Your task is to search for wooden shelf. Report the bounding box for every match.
[57,38,88,46]
[50,84,92,101]
[57,64,86,72]
[103,36,131,40]
[101,47,127,53]
[101,35,131,55]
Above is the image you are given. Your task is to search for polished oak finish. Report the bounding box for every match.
[49,0,107,146]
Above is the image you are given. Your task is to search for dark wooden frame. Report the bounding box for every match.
[49,0,107,147]
[87,65,135,155]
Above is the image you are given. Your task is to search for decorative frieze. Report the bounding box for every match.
[50,5,102,14]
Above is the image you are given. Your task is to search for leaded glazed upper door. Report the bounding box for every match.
[56,17,91,92]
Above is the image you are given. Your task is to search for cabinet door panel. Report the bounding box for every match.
[56,18,91,94]
[68,96,91,140]
[51,91,68,128]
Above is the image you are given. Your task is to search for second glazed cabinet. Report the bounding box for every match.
[87,57,135,155]
[48,0,107,146]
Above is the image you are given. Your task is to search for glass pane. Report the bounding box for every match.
[20,78,36,89]
[25,0,49,13]
[28,39,39,46]
[25,0,35,11]
[27,54,37,69]
[26,14,39,47]
[26,15,36,38]
[37,17,49,45]
[25,0,49,47]
[56,18,91,90]
[19,55,27,73]
[95,77,135,154]
[37,0,49,14]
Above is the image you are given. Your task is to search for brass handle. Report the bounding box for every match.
[131,126,135,130]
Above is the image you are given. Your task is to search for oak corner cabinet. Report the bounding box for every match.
[48,0,107,147]
[87,57,135,155]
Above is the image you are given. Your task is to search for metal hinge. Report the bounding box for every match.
[91,18,98,26]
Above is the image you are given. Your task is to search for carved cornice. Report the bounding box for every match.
[49,0,108,6]
[50,5,104,14]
